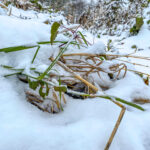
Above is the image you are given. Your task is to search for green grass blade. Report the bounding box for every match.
[31,46,40,64]
[1,65,35,72]
[66,90,144,111]
[1,65,24,71]
[78,31,88,46]
[37,41,80,46]
[4,72,22,77]
[115,97,145,111]
[37,36,75,80]
[99,95,145,111]
[37,41,51,44]
[0,45,38,53]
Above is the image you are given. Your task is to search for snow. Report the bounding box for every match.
[1,4,150,150]
[84,0,98,5]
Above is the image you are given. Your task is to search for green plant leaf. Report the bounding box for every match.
[136,17,144,30]
[39,86,46,99]
[46,83,50,96]
[130,17,144,35]
[54,86,67,93]
[29,80,39,90]
[50,22,60,45]
[99,56,105,61]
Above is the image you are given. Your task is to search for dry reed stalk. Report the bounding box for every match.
[50,57,98,92]
[63,55,127,81]
[109,63,127,79]
[65,58,97,68]
[133,98,150,104]
[66,65,92,68]
[69,70,97,73]
[62,93,67,104]
[25,91,51,112]
[65,57,105,78]
[52,54,126,149]
[26,91,43,103]
[64,90,126,150]
[31,101,49,112]
[52,90,61,110]
[104,101,126,150]
[85,61,103,76]
[116,58,150,68]
[63,53,150,61]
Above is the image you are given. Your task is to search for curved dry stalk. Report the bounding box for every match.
[85,61,103,76]
[109,63,127,79]
[50,57,98,92]
[65,58,104,73]
[65,57,127,80]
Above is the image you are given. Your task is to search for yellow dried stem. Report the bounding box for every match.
[116,58,150,68]
[51,103,54,113]
[133,98,150,104]
[63,53,150,61]
[62,93,67,104]
[52,90,61,110]
[50,57,98,92]
[104,100,126,150]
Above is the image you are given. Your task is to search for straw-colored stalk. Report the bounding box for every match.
[50,57,98,92]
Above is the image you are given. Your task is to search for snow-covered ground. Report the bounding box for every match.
[1,4,150,150]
